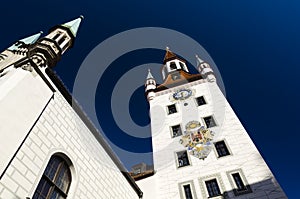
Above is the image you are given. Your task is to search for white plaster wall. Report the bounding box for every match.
[136,176,158,199]
[145,79,287,199]
[0,68,139,199]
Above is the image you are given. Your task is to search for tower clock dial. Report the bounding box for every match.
[173,89,192,100]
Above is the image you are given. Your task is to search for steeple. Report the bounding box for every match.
[7,32,43,51]
[61,15,84,37]
[46,16,84,52]
[163,47,178,64]
[146,69,154,79]
[27,16,84,68]
[0,32,43,71]
[145,69,156,101]
[161,47,189,80]
[196,54,216,82]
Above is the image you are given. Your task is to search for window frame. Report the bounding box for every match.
[32,154,72,199]
[199,173,225,199]
[170,124,183,138]
[169,61,177,70]
[178,180,197,199]
[213,140,231,158]
[167,104,178,115]
[226,169,252,196]
[195,96,207,107]
[202,115,217,128]
[175,150,191,169]
[205,179,222,198]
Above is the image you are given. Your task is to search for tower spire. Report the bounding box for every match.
[196,54,216,82]
[163,47,178,64]
[8,31,43,51]
[145,69,157,101]
[195,54,204,65]
[147,69,154,79]
[61,15,84,37]
[26,16,84,68]
[161,47,189,80]
[0,32,43,71]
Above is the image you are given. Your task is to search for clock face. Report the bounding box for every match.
[173,89,192,100]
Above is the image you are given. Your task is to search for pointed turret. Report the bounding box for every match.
[0,32,43,71]
[161,47,189,80]
[145,69,157,101]
[27,16,84,68]
[61,15,83,37]
[8,32,43,51]
[196,54,216,82]
[163,47,178,64]
[146,69,154,80]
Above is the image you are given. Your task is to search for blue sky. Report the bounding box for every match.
[1,1,299,198]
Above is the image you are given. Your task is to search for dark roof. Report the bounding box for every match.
[155,70,203,92]
[130,170,155,181]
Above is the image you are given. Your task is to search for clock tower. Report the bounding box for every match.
[138,48,287,199]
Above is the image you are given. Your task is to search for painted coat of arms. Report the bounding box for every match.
[179,121,214,160]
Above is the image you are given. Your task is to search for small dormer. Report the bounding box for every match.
[161,47,189,80]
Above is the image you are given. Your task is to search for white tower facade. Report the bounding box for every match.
[138,48,287,199]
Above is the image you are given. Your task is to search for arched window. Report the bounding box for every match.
[33,155,71,199]
[169,62,177,70]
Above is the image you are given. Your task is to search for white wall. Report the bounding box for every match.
[142,79,286,199]
[0,67,139,199]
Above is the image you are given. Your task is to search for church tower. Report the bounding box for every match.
[0,17,142,199]
[137,48,287,199]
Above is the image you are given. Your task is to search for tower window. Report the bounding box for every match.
[205,179,221,197]
[183,184,193,199]
[52,33,61,41]
[196,96,206,106]
[215,140,230,157]
[167,104,177,114]
[227,170,252,196]
[171,124,182,137]
[179,181,196,199]
[58,36,66,45]
[176,151,190,168]
[179,62,184,68]
[33,155,71,199]
[170,62,177,70]
[203,116,216,128]
[232,173,247,191]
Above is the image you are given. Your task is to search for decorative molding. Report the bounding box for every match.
[155,79,208,97]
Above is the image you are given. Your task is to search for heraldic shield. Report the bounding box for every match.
[179,121,215,160]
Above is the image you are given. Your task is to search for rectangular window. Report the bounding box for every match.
[171,125,182,137]
[176,151,190,168]
[203,116,217,128]
[170,62,177,70]
[183,184,193,199]
[227,170,252,196]
[205,179,221,197]
[196,96,206,106]
[232,173,246,191]
[167,104,177,114]
[215,140,230,157]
